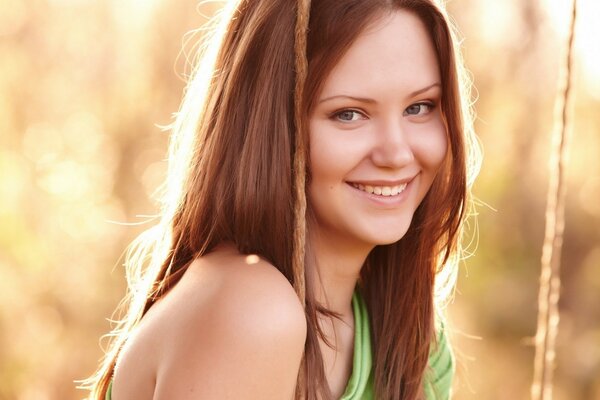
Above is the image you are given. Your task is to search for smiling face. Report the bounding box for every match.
[308,9,448,252]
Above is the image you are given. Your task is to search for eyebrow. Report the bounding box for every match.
[318,94,376,105]
[318,82,442,104]
[410,82,441,97]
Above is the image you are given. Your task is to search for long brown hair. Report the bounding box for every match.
[83,0,480,399]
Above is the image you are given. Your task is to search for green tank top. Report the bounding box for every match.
[341,290,455,399]
[106,291,454,400]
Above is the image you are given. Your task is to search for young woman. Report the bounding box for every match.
[85,0,480,399]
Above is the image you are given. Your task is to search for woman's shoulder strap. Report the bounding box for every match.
[424,320,455,400]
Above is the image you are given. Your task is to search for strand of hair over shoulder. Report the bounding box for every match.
[292,0,311,308]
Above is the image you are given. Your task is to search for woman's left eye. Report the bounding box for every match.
[403,102,434,116]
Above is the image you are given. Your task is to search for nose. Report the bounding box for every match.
[370,119,415,168]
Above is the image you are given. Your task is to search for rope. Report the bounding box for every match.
[531,1,578,399]
[292,0,311,308]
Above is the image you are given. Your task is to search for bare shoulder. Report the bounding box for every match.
[152,245,307,399]
[173,245,307,338]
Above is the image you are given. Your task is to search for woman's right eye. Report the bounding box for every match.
[332,109,366,123]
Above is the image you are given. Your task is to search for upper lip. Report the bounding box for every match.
[346,175,417,186]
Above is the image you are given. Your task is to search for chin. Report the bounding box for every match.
[361,222,413,247]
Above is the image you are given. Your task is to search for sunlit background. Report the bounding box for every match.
[1,0,599,399]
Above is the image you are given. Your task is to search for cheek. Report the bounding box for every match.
[308,121,352,181]
[412,121,448,171]
[308,126,333,181]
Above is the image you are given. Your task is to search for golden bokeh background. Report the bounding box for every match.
[0,1,599,399]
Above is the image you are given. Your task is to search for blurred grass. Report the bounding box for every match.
[0,1,599,399]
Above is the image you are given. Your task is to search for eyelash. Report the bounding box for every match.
[330,101,436,123]
[331,109,365,122]
[403,102,436,116]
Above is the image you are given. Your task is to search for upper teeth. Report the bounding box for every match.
[352,183,407,196]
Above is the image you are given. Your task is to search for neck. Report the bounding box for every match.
[307,229,373,320]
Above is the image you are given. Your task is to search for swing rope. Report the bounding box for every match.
[531,1,578,399]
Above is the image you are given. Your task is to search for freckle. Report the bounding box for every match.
[245,254,260,264]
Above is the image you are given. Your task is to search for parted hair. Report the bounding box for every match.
[84,0,480,399]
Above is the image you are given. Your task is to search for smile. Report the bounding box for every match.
[349,182,408,197]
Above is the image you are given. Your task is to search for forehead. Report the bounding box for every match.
[318,10,440,98]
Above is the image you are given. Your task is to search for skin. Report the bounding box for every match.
[112,244,307,399]
[308,10,447,397]
[112,9,446,400]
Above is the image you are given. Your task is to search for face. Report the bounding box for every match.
[308,10,448,252]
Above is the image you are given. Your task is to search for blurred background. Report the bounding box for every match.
[0,0,598,399]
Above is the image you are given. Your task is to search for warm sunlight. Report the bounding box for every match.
[1,0,598,399]
[544,0,600,96]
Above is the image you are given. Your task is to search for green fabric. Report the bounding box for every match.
[423,320,455,400]
[341,290,455,400]
[340,290,375,399]
[106,291,454,400]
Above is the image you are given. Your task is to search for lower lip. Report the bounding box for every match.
[346,178,415,207]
